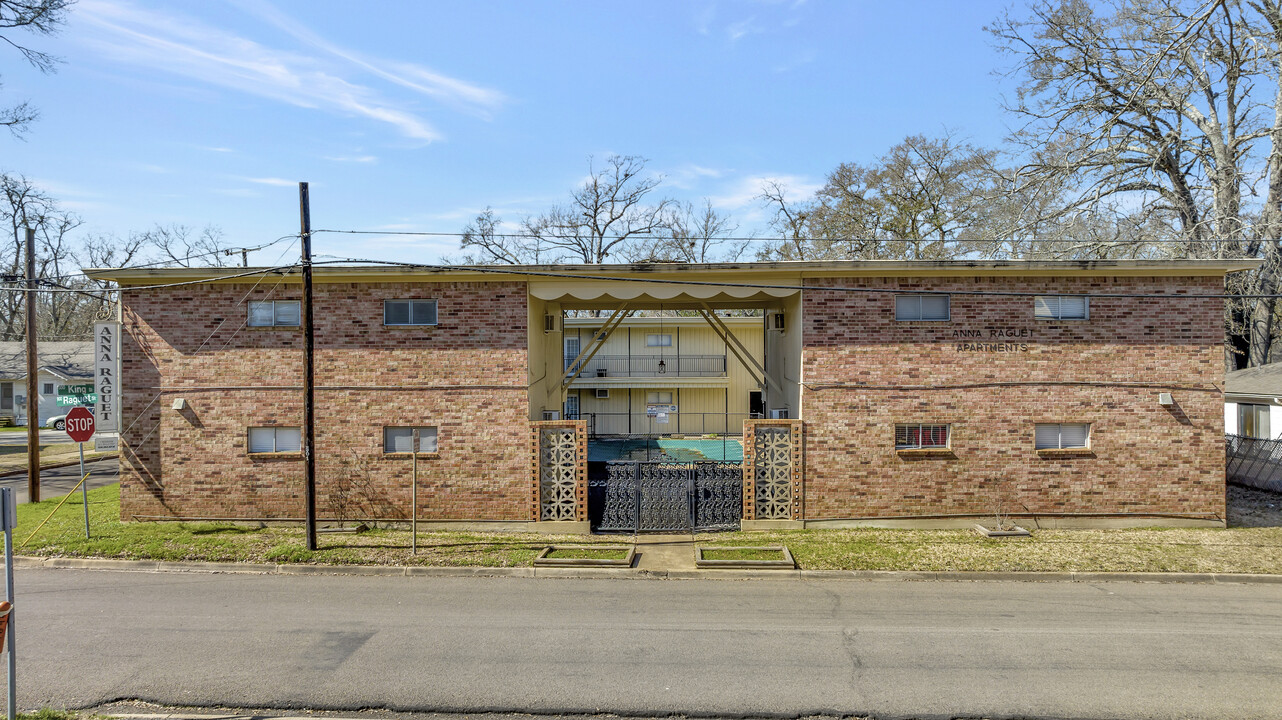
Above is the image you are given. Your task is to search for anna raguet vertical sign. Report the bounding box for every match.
[94,321,120,433]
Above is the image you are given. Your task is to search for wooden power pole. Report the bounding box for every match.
[299,182,317,551]
[24,228,38,503]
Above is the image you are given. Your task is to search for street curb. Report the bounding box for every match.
[0,454,119,478]
[14,554,1282,584]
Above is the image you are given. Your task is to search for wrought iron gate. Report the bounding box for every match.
[590,460,742,532]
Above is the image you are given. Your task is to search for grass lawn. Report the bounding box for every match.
[544,546,631,560]
[18,484,618,567]
[0,443,115,473]
[700,547,789,562]
[19,483,1282,573]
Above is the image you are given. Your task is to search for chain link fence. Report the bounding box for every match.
[1226,434,1282,493]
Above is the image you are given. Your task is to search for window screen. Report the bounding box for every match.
[894,423,950,449]
[248,301,300,327]
[248,426,301,453]
[646,334,672,347]
[1035,423,1090,449]
[42,383,54,395]
[384,300,438,326]
[894,295,950,321]
[384,426,439,453]
[1034,296,1088,320]
[647,391,673,404]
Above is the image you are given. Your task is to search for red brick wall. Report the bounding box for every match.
[119,280,529,521]
[801,275,1227,521]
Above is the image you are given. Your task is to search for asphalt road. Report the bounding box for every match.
[16,569,1282,719]
[0,458,120,503]
[0,430,75,446]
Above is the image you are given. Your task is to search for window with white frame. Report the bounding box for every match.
[41,382,54,395]
[1034,295,1089,320]
[1035,423,1091,449]
[384,299,438,326]
[383,426,439,453]
[564,395,580,419]
[894,295,950,321]
[646,333,672,347]
[248,300,300,327]
[646,391,673,404]
[895,423,950,449]
[1238,405,1271,440]
[247,426,301,453]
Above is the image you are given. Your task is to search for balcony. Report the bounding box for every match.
[565,354,727,378]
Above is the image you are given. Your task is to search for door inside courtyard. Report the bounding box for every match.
[527,279,803,533]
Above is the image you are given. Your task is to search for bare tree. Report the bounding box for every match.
[522,155,674,264]
[140,223,234,267]
[989,0,1282,367]
[628,199,746,263]
[0,0,73,137]
[459,207,550,264]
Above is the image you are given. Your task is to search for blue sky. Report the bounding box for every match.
[3,0,1018,265]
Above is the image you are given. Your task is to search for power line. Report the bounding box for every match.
[0,264,302,295]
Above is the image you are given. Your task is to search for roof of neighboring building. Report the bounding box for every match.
[0,342,93,381]
[1226,363,1282,400]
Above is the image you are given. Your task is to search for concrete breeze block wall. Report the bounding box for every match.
[119,280,529,521]
[801,275,1227,521]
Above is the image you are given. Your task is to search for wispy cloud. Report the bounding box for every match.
[708,173,822,211]
[240,177,297,187]
[202,146,234,153]
[665,163,726,190]
[76,0,505,141]
[726,17,761,41]
[324,155,378,164]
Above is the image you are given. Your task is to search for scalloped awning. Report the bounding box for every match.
[529,280,796,308]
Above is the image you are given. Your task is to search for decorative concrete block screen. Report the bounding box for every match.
[530,420,587,521]
[742,419,803,520]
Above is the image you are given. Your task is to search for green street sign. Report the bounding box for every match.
[56,394,97,406]
[58,384,94,396]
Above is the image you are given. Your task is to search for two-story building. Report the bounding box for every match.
[87,259,1252,531]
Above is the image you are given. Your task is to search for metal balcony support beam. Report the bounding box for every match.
[561,305,632,388]
[696,304,779,393]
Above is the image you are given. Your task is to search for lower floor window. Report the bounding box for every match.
[248,426,301,453]
[1035,423,1091,449]
[384,426,439,453]
[1238,404,1271,439]
[895,423,949,449]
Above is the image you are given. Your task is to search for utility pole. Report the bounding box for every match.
[24,228,38,503]
[299,182,317,551]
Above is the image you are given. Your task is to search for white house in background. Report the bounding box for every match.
[0,342,93,426]
[1225,363,1282,439]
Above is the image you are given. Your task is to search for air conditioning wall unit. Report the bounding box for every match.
[541,410,561,421]
[596,368,608,377]
[768,408,790,419]
[594,388,610,399]
[771,312,786,331]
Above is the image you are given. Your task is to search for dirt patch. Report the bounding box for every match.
[1229,483,1282,527]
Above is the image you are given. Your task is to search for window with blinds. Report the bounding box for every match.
[1034,423,1090,449]
[1034,295,1088,320]
[247,300,300,327]
[383,426,439,453]
[894,294,950,321]
[247,426,301,453]
[384,299,438,326]
[895,423,950,449]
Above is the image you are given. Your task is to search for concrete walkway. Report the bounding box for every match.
[632,533,696,570]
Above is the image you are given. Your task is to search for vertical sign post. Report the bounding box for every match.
[64,407,95,540]
[2,486,16,720]
[411,428,419,555]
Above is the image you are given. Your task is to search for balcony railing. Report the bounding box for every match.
[565,354,727,378]
[576,411,764,437]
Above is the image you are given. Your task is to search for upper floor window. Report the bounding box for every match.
[1035,423,1091,449]
[385,299,438,326]
[248,426,301,453]
[894,294,949,321]
[647,391,673,405]
[646,333,672,347]
[248,300,300,327]
[895,423,950,449]
[1034,295,1088,320]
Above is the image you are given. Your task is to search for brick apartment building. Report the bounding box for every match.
[86,259,1253,531]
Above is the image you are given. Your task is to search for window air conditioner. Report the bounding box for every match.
[595,388,610,399]
[768,408,789,419]
[596,368,608,377]
[542,410,560,421]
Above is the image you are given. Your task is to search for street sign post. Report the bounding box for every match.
[2,486,15,720]
[64,407,94,539]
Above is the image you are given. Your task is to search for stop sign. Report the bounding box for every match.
[65,406,95,443]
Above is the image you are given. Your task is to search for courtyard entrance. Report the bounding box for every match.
[589,460,742,533]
